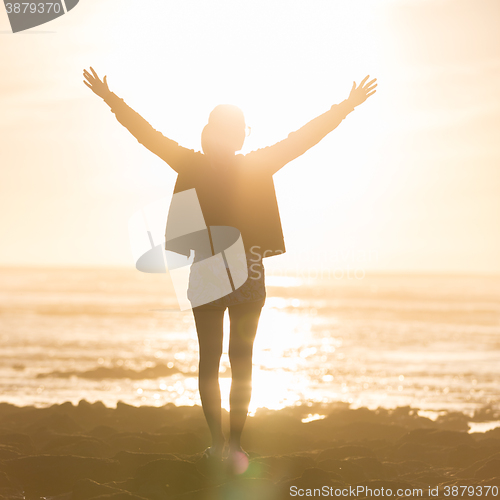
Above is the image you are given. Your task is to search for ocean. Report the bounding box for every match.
[1,267,499,426]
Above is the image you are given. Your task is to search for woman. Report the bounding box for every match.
[83,68,377,467]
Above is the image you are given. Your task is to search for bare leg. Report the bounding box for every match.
[227,300,264,452]
[192,307,226,456]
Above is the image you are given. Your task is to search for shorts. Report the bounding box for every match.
[189,251,266,311]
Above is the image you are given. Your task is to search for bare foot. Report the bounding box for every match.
[203,438,225,460]
[228,445,248,456]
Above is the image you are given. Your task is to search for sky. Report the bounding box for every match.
[0,0,499,275]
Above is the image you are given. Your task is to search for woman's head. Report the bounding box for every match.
[201,104,246,155]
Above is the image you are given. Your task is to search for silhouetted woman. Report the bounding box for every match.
[83,67,376,467]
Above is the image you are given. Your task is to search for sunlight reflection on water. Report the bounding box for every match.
[0,268,499,418]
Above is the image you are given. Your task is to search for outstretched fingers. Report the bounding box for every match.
[83,69,95,84]
[363,78,377,91]
[359,75,370,87]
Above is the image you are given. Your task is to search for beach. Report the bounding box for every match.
[0,267,499,498]
[0,400,499,499]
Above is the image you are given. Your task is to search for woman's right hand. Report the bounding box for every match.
[347,75,377,108]
[83,67,111,100]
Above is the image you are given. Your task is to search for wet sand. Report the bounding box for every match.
[0,400,499,499]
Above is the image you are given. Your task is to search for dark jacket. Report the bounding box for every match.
[104,93,355,258]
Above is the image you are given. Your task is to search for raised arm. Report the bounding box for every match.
[83,67,198,174]
[246,76,377,175]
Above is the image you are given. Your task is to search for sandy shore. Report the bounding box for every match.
[0,400,499,499]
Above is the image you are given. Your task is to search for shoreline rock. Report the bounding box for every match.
[0,401,498,499]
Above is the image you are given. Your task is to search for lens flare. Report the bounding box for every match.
[227,451,249,475]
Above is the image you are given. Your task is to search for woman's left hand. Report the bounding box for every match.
[83,67,111,100]
[348,76,377,107]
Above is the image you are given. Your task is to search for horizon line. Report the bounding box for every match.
[0,263,499,279]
